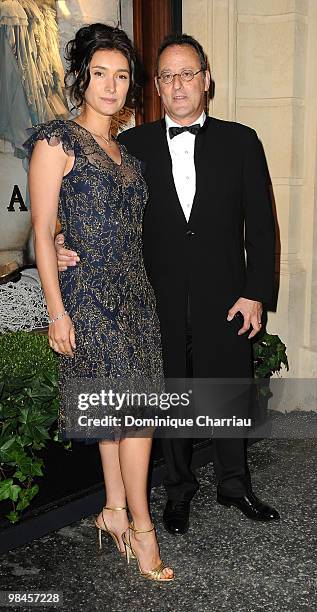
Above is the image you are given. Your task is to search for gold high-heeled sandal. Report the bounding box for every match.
[94,506,133,558]
[122,521,175,582]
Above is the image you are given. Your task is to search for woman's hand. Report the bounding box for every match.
[49,314,76,357]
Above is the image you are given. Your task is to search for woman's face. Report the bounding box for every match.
[84,48,130,116]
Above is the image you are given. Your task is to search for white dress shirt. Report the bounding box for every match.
[165,111,206,222]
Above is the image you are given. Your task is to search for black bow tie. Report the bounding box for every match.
[168,124,201,139]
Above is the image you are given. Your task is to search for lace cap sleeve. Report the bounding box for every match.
[23,120,75,158]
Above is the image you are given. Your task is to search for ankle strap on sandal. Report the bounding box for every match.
[104,506,127,511]
[129,521,154,533]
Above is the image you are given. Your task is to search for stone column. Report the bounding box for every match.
[298,0,317,377]
[236,0,309,378]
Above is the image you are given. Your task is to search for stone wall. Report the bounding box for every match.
[183,0,317,384]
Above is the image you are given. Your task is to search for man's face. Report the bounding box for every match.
[155,44,210,125]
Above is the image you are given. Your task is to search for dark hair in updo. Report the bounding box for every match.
[64,23,141,108]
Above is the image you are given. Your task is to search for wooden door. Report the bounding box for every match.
[133,0,182,124]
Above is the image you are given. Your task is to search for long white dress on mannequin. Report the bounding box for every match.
[19,0,68,118]
[0,0,53,124]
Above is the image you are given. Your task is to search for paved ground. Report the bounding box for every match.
[1,438,316,612]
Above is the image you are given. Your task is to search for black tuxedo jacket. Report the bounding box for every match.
[118,117,275,378]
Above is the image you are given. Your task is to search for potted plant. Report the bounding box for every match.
[249,331,289,443]
[253,331,289,378]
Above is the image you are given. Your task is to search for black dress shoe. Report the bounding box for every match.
[217,491,280,522]
[163,500,190,535]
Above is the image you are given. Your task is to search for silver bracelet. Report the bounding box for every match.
[48,310,68,325]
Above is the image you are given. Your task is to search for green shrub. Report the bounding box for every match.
[0,330,57,378]
[0,331,67,524]
[253,331,289,378]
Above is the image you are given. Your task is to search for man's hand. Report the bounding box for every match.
[227,298,263,339]
[55,233,80,272]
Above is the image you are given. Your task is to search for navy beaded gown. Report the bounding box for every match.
[24,119,164,440]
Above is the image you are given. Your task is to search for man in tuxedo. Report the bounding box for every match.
[56,33,280,534]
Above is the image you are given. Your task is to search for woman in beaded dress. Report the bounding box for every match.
[24,24,174,582]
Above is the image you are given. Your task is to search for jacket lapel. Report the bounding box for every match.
[187,116,212,225]
[157,119,188,227]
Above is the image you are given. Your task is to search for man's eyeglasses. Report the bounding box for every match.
[157,69,204,85]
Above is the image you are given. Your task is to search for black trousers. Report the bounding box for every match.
[162,299,252,503]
